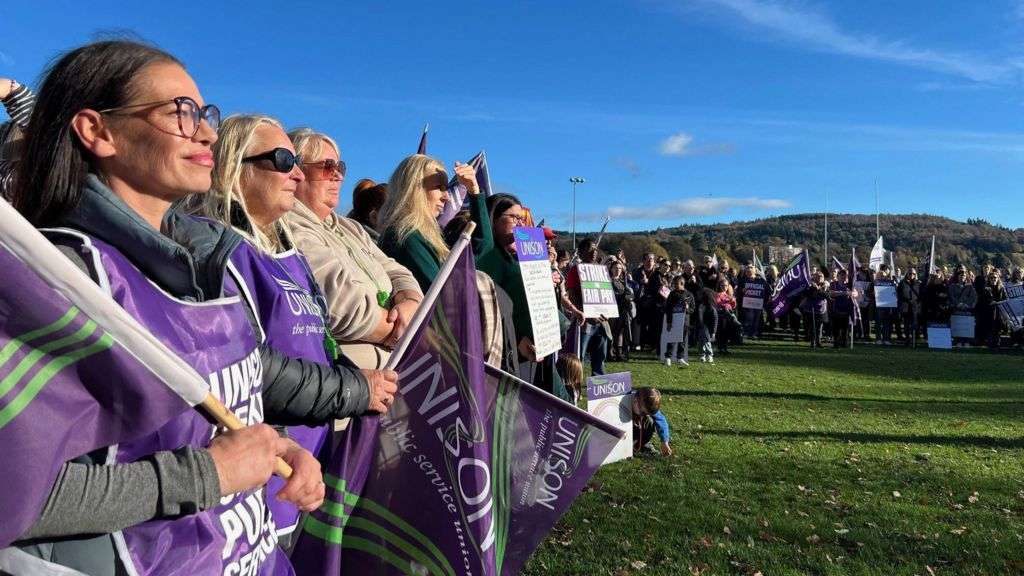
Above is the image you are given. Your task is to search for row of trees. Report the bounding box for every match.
[573,213,1024,272]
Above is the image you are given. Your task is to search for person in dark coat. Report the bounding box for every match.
[799,271,829,348]
[897,268,923,346]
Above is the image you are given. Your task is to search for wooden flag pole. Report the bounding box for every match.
[201,394,294,479]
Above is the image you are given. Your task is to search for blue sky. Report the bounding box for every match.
[3,0,1024,232]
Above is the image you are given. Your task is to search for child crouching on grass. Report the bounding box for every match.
[557,353,584,406]
[632,387,672,456]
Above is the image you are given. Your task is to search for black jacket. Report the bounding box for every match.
[68,176,370,424]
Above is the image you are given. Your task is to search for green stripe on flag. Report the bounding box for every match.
[321,473,455,576]
[343,516,448,576]
[580,281,610,289]
[0,307,80,369]
[0,333,113,429]
[343,535,420,576]
[0,319,98,399]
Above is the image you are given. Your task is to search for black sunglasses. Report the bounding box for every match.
[242,148,302,173]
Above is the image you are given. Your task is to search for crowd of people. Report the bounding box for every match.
[0,38,1020,575]
[577,250,1024,362]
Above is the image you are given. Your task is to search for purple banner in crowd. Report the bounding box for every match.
[770,251,811,318]
[290,243,622,575]
[0,238,194,548]
[586,372,633,402]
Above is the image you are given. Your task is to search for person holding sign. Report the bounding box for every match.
[565,238,613,375]
[661,276,694,366]
[948,267,977,347]
[897,268,923,346]
[738,264,768,338]
[829,269,855,348]
[873,264,898,345]
[479,194,569,399]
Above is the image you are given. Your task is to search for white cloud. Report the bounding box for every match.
[688,0,1019,84]
[658,132,735,156]
[659,132,695,156]
[581,196,791,222]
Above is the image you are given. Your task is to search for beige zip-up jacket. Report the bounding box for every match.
[284,201,421,368]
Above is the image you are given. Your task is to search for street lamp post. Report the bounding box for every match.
[569,177,585,252]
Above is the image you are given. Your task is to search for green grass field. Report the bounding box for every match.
[522,340,1024,576]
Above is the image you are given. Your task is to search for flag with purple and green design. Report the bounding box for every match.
[291,229,622,575]
[0,200,211,548]
[438,150,491,227]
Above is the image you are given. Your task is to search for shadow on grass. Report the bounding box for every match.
[660,388,1024,406]
[700,428,1024,449]
[729,343,1024,386]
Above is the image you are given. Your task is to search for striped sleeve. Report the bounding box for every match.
[2,83,35,129]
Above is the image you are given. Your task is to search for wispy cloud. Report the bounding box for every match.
[686,0,1020,84]
[659,131,736,157]
[0,50,13,67]
[614,157,644,177]
[581,196,791,222]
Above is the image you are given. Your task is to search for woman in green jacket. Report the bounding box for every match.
[378,154,492,290]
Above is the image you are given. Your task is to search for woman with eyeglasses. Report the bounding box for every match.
[177,114,398,543]
[378,154,492,292]
[283,127,422,371]
[478,193,570,400]
[5,40,309,575]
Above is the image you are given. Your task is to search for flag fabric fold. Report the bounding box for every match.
[0,199,211,548]
[770,251,811,319]
[438,151,491,227]
[291,230,621,575]
[870,236,885,272]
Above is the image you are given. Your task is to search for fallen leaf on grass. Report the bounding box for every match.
[834,528,850,535]
[968,492,979,504]
[950,526,968,535]
[630,560,647,570]
[807,534,821,544]
[723,526,732,535]
[893,491,902,498]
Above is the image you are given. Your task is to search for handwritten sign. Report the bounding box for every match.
[513,227,562,358]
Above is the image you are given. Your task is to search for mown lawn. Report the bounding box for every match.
[522,340,1024,576]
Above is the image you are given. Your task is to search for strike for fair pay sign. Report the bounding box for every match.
[513,227,563,358]
[577,263,619,319]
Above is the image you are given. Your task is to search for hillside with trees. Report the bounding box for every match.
[564,214,1024,272]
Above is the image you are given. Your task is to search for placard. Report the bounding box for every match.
[742,296,764,310]
[854,281,871,307]
[997,283,1024,332]
[951,314,975,339]
[661,313,687,344]
[874,283,897,308]
[586,372,633,465]
[927,324,952,349]
[578,263,619,319]
[512,227,562,358]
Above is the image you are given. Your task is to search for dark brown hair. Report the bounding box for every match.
[14,40,180,225]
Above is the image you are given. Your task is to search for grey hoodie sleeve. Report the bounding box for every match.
[18,448,220,540]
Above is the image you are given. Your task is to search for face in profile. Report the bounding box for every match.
[240,124,304,225]
[98,61,219,200]
[423,170,449,217]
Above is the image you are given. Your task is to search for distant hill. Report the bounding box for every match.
[557,214,1024,272]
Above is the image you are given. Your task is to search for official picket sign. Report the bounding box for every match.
[586,372,633,465]
[927,324,953,349]
[874,280,897,308]
[578,263,619,319]
[951,314,976,339]
[513,227,563,358]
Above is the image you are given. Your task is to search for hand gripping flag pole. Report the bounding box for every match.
[0,199,292,480]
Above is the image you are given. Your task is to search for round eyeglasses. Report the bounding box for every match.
[99,96,220,139]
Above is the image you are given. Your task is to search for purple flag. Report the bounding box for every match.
[438,150,491,227]
[291,232,621,575]
[770,250,811,318]
[0,200,212,548]
[417,123,429,155]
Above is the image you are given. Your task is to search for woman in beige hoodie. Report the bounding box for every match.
[284,128,423,369]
